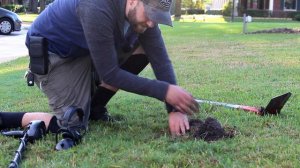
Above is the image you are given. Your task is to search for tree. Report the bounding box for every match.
[29,0,38,13]
[194,0,204,9]
[40,0,45,12]
[182,0,193,8]
[174,0,181,19]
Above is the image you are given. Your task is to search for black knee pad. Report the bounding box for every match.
[55,106,86,151]
[47,116,60,133]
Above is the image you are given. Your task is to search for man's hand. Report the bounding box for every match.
[165,85,199,115]
[168,112,189,136]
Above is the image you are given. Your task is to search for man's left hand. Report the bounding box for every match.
[168,112,189,136]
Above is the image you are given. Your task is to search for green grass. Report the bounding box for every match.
[18,13,38,23]
[1,21,300,167]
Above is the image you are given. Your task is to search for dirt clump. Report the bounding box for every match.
[248,28,300,34]
[188,117,235,142]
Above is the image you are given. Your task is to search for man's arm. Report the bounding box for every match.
[139,26,198,114]
[77,0,170,101]
[139,26,178,113]
[77,1,199,132]
[139,25,199,136]
[139,25,176,86]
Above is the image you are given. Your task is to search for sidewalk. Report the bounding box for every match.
[0,23,30,64]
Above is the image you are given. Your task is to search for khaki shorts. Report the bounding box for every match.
[33,52,92,128]
[32,47,138,128]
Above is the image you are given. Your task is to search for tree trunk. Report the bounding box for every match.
[174,0,182,19]
[170,0,176,15]
[28,0,32,11]
[40,0,45,13]
[29,0,38,13]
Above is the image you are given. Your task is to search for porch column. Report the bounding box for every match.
[269,0,274,11]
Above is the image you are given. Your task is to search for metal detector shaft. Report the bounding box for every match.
[195,99,261,115]
[195,92,291,116]
[8,135,27,168]
[7,120,46,168]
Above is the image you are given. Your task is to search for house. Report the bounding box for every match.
[0,0,18,6]
[239,0,300,17]
[208,0,299,17]
[211,0,230,10]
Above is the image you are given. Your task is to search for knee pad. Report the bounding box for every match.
[55,106,86,151]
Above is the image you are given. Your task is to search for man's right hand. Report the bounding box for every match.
[165,85,199,115]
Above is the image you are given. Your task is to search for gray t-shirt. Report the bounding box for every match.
[26,0,177,104]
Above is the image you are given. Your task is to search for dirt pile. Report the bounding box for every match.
[188,117,235,142]
[248,28,300,34]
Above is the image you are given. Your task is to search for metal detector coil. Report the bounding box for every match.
[196,92,292,116]
[261,92,292,115]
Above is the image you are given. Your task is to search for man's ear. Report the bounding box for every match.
[128,0,138,6]
[126,0,139,16]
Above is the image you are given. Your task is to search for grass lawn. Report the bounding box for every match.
[0,20,300,167]
[18,13,38,23]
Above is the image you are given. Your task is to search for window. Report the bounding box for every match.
[284,0,297,10]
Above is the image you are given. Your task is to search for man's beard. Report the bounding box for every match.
[127,6,147,33]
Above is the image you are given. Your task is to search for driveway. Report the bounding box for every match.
[0,23,30,64]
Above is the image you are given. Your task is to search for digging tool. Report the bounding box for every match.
[195,92,292,116]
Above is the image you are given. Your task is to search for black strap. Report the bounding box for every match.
[55,106,86,151]
[59,106,84,129]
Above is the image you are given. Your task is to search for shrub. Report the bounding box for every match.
[186,9,205,14]
[246,9,269,17]
[15,6,26,13]
[293,14,300,21]
[3,4,16,11]
[206,10,223,15]
[242,10,300,19]
[2,4,23,13]
[274,11,300,18]
[222,1,232,16]
[181,8,205,15]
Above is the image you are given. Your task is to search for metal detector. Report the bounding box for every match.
[4,120,46,168]
[195,92,292,116]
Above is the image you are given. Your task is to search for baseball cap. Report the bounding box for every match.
[141,0,173,27]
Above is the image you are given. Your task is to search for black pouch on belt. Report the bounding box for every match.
[29,36,48,75]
